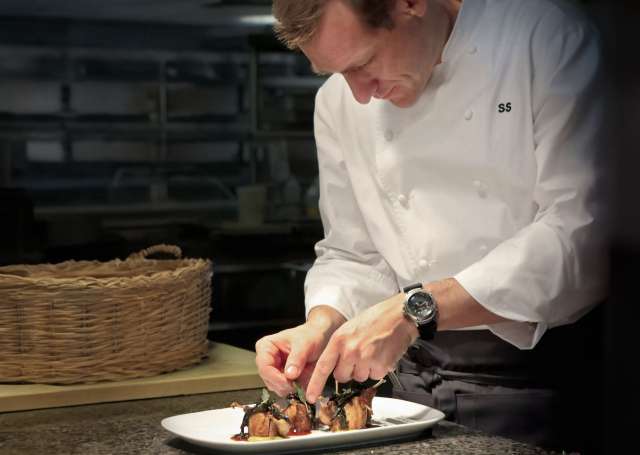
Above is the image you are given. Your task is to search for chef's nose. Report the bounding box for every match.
[344,72,378,104]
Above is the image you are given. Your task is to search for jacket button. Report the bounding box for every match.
[419,259,429,268]
[384,129,395,141]
[397,193,408,205]
[464,109,474,121]
[473,180,488,198]
[468,45,478,55]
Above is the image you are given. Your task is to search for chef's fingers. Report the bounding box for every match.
[255,338,291,392]
[256,359,290,393]
[305,342,340,403]
[263,376,292,398]
[255,336,282,366]
[369,363,389,381]
[283,340,314,381]
[295,362,316,392]
[262,364,291,392]
[254,341,282,372]
[332,357,355,384]
[352,363,371,383]
[261,377,279,394]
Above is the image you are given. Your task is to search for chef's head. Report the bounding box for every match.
[273,0,460,108]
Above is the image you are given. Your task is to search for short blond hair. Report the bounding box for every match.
[273,0,395,50]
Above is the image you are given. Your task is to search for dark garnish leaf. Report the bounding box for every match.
[293,381,308,407]
[239,389,288,436]
[328,381,370,425]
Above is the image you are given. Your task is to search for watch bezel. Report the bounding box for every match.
[404,288,437,325]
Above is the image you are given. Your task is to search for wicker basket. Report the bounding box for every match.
[0,244,212,384]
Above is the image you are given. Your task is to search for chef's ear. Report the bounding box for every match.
[395,0,427,19]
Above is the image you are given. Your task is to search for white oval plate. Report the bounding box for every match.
[161,396,445,453]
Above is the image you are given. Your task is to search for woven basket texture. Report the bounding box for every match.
[0,244,212,384]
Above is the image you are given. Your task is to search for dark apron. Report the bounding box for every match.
[392,304,605,453]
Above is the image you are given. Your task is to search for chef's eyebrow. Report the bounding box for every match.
[311,53,372,76]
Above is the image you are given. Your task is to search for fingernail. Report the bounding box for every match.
[285,365,298,377]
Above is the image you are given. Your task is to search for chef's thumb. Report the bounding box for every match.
[284,342,311,380]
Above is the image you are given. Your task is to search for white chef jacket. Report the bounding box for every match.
[304,0,609,349]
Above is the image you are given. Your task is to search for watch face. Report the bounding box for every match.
[407,291,436,323]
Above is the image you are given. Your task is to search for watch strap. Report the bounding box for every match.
[417,318,437,340]
[403,283,423,293]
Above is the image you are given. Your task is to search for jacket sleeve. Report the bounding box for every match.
[455,17,609,349]
[304,80,399,321]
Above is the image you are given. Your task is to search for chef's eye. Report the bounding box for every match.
[358,58,373,70]
[347,57,374,75]
[344,66,360,76]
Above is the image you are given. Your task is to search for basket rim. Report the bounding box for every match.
[0,257,212,287]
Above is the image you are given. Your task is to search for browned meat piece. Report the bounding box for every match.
[322,386,377,432]
[274,417,291,437]
[247,412,291,438]
[359,387,376,408]
[338,394,373,431]
[284,400,313,434]
[247,412,276,437]
[316,396,336,427]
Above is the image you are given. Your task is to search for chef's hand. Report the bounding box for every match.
[305,293,418,403]
[255,306,346,397]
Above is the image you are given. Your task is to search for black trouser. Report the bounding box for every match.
[392,304,605,453]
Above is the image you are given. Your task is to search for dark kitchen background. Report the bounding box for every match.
[0,1,636,452]
[0,0,326,352]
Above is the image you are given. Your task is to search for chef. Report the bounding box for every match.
[255,0,608,451]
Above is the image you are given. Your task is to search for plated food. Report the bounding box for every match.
[161,395,446,452]
[316,384,376,431]
[231,381,381,441]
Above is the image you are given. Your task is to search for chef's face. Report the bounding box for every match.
[301,0,457,108]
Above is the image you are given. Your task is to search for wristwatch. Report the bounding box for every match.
[402,283,438,340]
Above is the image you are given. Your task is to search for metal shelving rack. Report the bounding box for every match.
[0,27,325,341]
[0,28,324,225]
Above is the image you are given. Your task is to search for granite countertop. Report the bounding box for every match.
[0,388,557,454]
